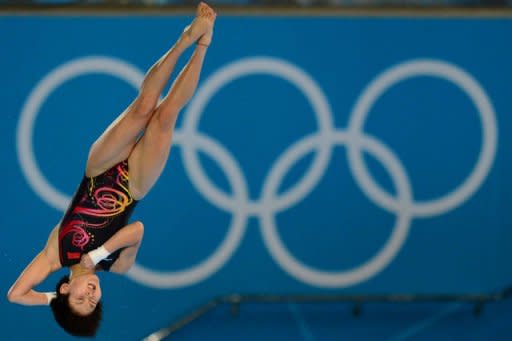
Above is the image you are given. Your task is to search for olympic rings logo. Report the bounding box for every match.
[17,56,497,289]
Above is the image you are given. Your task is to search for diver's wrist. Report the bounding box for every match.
[88,246,110,265]
[44,291,56,305]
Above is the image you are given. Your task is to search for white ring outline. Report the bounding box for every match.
[182,57,335,215]
[260,132,413,287]
[128,132,249,288]
[347,59,497,217]
[17,56,144,211]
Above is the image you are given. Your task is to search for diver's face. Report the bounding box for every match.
[60,274,102,315]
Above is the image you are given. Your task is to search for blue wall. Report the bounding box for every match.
[1,14,512,340]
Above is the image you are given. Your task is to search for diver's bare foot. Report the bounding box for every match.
[181,2,216,48]
[197,3,216,47]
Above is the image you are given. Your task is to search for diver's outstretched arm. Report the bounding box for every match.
[7,226,61,305]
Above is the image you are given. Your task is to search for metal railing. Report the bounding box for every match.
[141,286,512,340]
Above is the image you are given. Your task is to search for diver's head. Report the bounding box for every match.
[50,275,102,337]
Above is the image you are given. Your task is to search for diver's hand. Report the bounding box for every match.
[80,254,95,270]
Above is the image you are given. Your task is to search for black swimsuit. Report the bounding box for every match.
[58,160,138,271]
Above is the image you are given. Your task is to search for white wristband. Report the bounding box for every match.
[44,292,56,305]
[88,246,110,266]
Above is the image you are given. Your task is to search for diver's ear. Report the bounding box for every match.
[59,282,70,295]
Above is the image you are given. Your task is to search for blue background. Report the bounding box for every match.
[1,14,512,340]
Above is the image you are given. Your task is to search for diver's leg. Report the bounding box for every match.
[128,3,216,199]
[85,5,210,177]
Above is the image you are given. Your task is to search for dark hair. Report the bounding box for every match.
[50,275,103,337]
